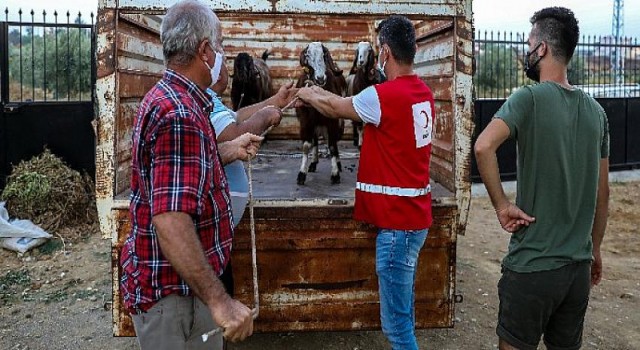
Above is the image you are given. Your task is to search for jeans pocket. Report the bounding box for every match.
[405,229,428,267]
[376,230,397,273]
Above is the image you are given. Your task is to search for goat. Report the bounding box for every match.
[295,42,347,185]
[231,51,274,111]
[345,41,385,148]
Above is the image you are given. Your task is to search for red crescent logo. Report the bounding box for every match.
[420,110,430,129]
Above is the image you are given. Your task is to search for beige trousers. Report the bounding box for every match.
[131,294,223,350]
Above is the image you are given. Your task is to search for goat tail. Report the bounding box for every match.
[262,49,271,61]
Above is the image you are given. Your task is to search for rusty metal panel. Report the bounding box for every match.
[453,11,474,235]
[114,0,460,16]
[112,204,457,336]
[99,0,117,9]
[218,13,380,139]
[113,209,135,336]
[95,8,118,239]
[113,14,164,194]
[414,19,457,192]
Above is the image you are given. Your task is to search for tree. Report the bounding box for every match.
[8,25,92,101]
[475,43,524,98]
[567,54,587,85]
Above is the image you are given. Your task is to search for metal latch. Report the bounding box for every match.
[328,199,348,206]
[3,103,23,114]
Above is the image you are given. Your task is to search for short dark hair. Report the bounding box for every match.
[530,7,579,64]
[377,15,416,65]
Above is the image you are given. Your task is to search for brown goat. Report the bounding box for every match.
[295,42,347,185]
[345,42,385,148]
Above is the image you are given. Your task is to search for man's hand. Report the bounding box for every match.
[209,297,254,342]
[273,81,298,109]
[294,86,325,107]
[256,105,283,128]
[591,249,603,286]
[495,203,535,233]
[233,133,263,161]
[218,133,263,164]
[296,85,324,99]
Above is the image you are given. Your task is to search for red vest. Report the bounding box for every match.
[354,75,434,230]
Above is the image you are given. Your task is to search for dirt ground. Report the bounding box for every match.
[0,181,638,350]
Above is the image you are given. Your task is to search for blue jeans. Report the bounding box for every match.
[376,228,428,350]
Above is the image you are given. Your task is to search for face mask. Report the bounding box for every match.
[204,46,224,86]
[377,48,387,80]
[524,42,543,82]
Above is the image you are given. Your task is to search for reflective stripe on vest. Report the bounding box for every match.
[356,182,431,197]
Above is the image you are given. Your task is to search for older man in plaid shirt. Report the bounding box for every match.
[118,1,278,349]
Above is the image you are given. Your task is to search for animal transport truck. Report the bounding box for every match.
[94,0,474,335]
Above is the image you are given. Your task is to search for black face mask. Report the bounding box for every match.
[524,42,543,82]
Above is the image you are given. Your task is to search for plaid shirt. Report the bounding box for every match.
[120,69,234,313]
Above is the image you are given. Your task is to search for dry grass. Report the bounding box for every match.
[0,149,97,241]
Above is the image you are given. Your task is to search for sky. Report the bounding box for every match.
[4,0,99,23]
[3,0,639,38]
[474,0,640,38]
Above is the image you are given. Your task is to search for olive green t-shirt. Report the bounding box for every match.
[496,81,609,273]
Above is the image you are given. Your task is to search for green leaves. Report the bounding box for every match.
[7,26,92,101]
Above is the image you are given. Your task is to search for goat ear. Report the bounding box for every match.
[323,45,343,75]
[300,47,308,68]
[350,49,358,74]
[262,49,270,61]
[368,48,375,67]
[368,68,376,80]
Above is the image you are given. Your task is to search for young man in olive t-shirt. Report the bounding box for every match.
[474,7,610,350]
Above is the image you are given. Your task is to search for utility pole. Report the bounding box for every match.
[611,0,624,85]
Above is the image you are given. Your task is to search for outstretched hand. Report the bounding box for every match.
[273,81,298,110]
[294,86,325,108]
[495,203,535,233]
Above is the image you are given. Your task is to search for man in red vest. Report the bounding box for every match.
[296,15,434,350]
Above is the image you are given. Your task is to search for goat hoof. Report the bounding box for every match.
[308,162,318,173]
[297,172,306,185]
[331,174,341,184]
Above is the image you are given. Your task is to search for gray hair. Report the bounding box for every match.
[161,0,219,66]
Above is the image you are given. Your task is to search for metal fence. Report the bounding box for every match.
[474,31,640,99]
[0,8,97,190]
[1,8,95,103]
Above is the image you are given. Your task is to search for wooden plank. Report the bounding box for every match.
[423,76,453,102]
[117,31,163,61]
[453,16,475,234]
[112,204,456,335]
[116,0,460,16]
[118,71,161,99]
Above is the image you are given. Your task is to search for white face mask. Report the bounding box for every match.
[204,46,224,86]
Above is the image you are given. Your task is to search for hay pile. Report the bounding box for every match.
[0,149,97,240]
